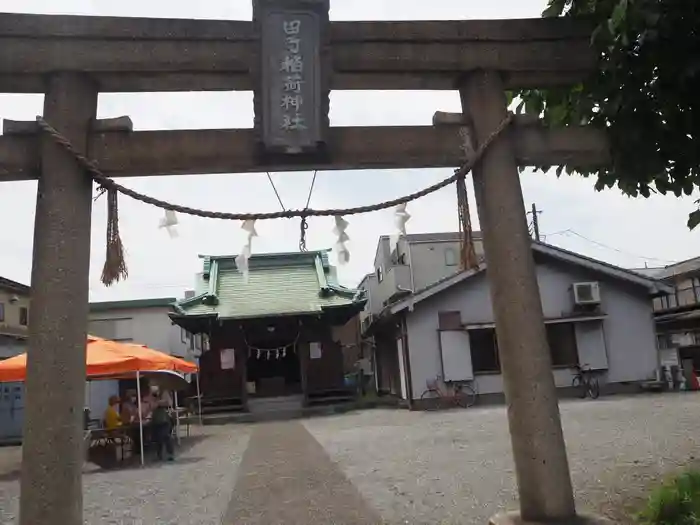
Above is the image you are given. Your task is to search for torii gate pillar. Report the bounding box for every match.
[460,70,577,522]
[20,73,96,525]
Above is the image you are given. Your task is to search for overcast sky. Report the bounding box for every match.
[0,0,697,302]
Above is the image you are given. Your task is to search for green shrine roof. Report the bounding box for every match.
[171,250,366,322]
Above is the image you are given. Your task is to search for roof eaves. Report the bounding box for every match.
[0,277,30,295]
[168,311,217,321]
[89,297,178,312]
[390,241,673,315]
[218,309,322,321]
[533,242,673,294]
[172,292,211,313]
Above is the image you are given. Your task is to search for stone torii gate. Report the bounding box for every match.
[0,3,609,525]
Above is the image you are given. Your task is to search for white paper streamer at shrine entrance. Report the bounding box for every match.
[390,203,411,248]
[158,209,179,238]
[332,216,350,265]
[395,203,411,235]
[235,219,258,282]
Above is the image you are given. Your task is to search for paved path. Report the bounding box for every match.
[225,421,382,525]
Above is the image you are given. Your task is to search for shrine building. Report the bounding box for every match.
[169,250,366,414]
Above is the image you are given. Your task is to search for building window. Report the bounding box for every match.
[444,247,458,267]
[0,303,4,322]
[546,323,579,367]
[181,327,190,344]
[676,278,698,307]
[469,328,500,373]
[19,307,28,326]
[376,266,384,282]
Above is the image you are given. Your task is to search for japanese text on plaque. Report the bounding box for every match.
[279,18,307,133]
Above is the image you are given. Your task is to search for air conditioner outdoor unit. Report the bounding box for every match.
[573,281,601,305]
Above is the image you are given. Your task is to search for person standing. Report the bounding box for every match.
[151,395,174,461]
[120,389,139,424]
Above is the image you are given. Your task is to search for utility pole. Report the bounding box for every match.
[527,203,542,241]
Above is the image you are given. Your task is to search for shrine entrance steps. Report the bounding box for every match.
[249,394,304,417]
[199,395,360,425]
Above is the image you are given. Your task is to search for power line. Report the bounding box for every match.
[543,228,678,264]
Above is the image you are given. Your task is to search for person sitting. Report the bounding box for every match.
[151,395,174,461]
[120,389,139,424]
[103,395,122,430]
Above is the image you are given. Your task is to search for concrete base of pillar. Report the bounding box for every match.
[490,511,613,525]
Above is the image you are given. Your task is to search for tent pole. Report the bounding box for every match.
[174,390,181,444]
[136,371,144,466]
[196,364,203,425]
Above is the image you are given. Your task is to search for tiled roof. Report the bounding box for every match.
[173,250,365,320]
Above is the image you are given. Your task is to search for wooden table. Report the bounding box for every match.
[86,426,134,468]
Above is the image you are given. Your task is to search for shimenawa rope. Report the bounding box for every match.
[34,114,514,285]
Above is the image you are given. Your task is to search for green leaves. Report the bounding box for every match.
[542,0,569,17]
[522,0,700,230]
[690,206,700,231]
[609,0,628,34]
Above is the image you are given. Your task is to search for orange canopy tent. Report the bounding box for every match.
[0,334,197,383]
[0,335,198,465]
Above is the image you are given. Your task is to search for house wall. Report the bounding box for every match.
[88,307,193,358]
[359,273,380,318]
[399,238,485,291]
[0,287,30,337]
[364,236,486,320]
[404,256,658,399]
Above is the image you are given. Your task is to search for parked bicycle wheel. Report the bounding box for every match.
[420,388,442,411]
[454,384,477,408]
[572,375,586,398]
[587,377,600,399]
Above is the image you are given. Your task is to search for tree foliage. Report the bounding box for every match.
[520,0,700,228]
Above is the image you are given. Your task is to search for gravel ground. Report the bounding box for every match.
[0,425,251,525]
[1,394,698,524]
[304,393,700,525]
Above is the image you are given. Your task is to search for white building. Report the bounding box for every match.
[362,235,671,407]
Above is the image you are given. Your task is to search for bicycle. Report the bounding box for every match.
[571,363,600,399]
[420,376,477,410]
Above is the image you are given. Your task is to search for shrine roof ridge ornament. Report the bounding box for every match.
[0,12,596,93]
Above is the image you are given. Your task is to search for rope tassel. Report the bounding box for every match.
[100,187,129,286]
[456,175,479,271]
